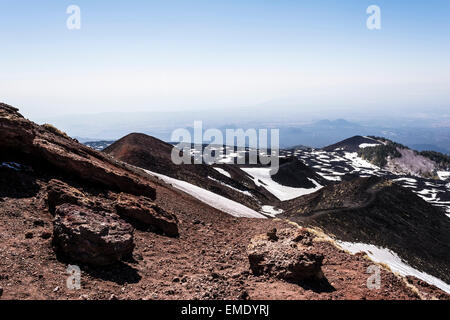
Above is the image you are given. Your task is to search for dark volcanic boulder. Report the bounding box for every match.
[247,228,324,281]
[115,193,179,237]
[47,179,93,214]
[53,204,134,266]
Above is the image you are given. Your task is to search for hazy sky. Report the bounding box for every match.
[1,0,449,120]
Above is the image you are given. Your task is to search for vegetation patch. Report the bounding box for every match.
[42,123,71,140]
[358,143,402,167]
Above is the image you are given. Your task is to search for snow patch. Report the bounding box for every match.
[437,171,450,181]
[207,176,253,197]
[213,167,232,179]
[359,143,380,149]
[241,167,323,201]
[260,205,284,217]
[143,169,266,219]
[316,172,342,181]
[343,152,379,170]
[393,177,417,184]
[337,241,450,294]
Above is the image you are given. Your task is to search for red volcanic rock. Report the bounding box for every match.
[248,228,324,281]
[0,104,156,199]
[46,179,94,214]
[53,204,134,266]
[115,193,179,237]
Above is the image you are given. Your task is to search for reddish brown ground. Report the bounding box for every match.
[1,172,446,301]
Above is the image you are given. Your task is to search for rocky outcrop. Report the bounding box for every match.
[46,179,178,237]
[47,179,94,214]
[115,193,179,237]
[53,204,134,266]
[247,228,324,281]
[0,104,156,199]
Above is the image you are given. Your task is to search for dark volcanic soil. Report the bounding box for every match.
[281,177,450,285]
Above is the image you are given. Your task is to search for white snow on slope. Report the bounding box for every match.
[260,205,284,217]
[316,172,342,182]
[241,167,323,201]
[337,241,450,294]
[207,176,253,197]
[393,177,417,184]
[437,171,450,181]
[143,169,266,219]
[359,143,380,149]
[343,152,379,171]
[213,167,232,178]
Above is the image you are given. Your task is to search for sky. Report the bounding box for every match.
[0,0,449,121]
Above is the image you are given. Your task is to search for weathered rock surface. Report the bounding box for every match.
[53,204,134,266]
[115,193,179,237]
[0,104,156,199]
[248,228,324,281]
[47,179,94,214]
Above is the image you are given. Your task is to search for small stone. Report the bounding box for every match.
[40,231,52,239]
[53,286,60,292]
[165,289,175,295]
[172,277,180,283]
[267,228,278,242]
[109,294,118,300]
[25,232,33,239]
[238,290,249,300]
[33,219,45,227]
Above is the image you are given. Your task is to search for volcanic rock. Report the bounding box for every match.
[0,105,156,199]
[115,193,179,237]
[247,228,324,281]
[47,179,94,214]
[53,204,134,266]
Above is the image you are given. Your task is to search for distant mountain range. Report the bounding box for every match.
[39,111,450,154]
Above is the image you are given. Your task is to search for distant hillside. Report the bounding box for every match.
[410,144,450,155]
[84,140,115,151]
[103,133,280,210]
[281,176,450,285]
[358,137,450,176]
[322,135,381,152]
[321,135,449,178]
